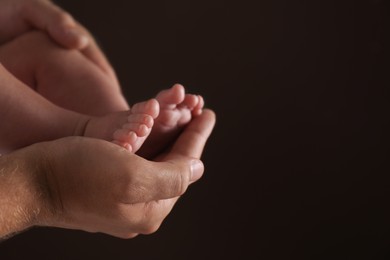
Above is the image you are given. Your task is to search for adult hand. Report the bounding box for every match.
[0,110,215,239]
[0,0,117,82]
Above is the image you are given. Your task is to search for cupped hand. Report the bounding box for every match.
[36,110,216,238]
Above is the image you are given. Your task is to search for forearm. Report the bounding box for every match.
[0,146,46,239]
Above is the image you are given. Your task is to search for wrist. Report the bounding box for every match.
[0,143,52,238]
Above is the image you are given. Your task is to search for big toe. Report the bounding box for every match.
[156,84,186,108]
[131,98,160,119]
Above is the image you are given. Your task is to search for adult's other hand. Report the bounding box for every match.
[0,0,117,81]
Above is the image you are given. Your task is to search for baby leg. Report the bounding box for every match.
[0,63,87,152]
[0,31,128,116]
[0,62,158,153]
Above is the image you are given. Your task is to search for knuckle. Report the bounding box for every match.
[140,222,161,235]
[144,224,161,235]
[119,233,139,239]
[113,229,139,239]
[172,170,188,196]
[137,203,162,235]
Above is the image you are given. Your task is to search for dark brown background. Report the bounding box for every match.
[1,0,389,259]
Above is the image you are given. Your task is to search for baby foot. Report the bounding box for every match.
[82,99,159,152]
[137,84,204,158]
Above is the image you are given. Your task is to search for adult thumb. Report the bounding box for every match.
[144,158,204,202]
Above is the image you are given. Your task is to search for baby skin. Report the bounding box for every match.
[138,84,204,158]
[84,84,204,153]
[0,31,203,154]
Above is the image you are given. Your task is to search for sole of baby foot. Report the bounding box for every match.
[136,84,205,158]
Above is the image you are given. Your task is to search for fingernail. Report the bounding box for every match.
[190,160,204,182]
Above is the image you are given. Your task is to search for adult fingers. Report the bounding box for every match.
[21,0,89,49]
[138,109,216,233]
[133,109,215,201]
[21,1,118,82]
[118,111,216,234]
[164,109,216,159]
[114,199,174,235]
[143,200,175,235]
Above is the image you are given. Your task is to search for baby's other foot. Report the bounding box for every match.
[137,84,204,158]
[83,99,159,152]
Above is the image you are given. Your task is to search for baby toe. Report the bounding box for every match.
[127,114,154,128]
[113,129,137,143]
[179,94,198,110]
[156,84,186,108]
[112,140,133,152]
[123,123,151,137]
[131,99,159,119]
[193,95,204,116]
